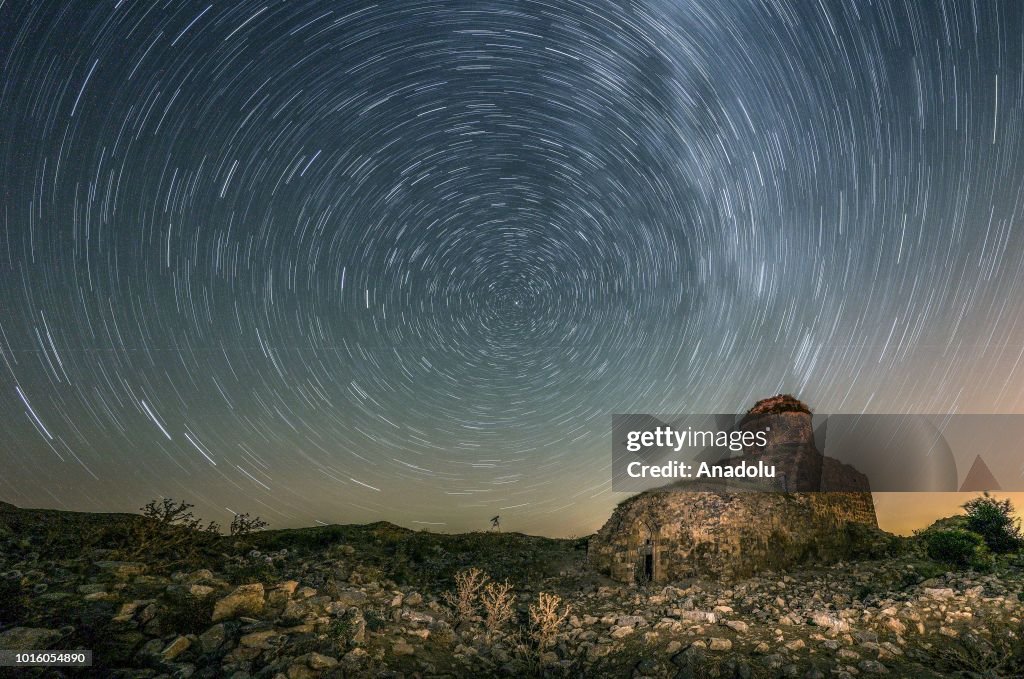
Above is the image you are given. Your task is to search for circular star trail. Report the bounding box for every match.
[2,1,1024,534]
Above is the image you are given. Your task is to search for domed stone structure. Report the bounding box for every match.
[589,396,879,583]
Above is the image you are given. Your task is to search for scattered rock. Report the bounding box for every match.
[610,625,634,639]
[0,627,61,650]
[881,617,906,635]
[858,659,889,674]
[708,637,733,651]
[306,652,338,669]
[809,611,850,633]
[240,630,279,649]
[198,623,227,653]
[172,569,214,583]
[212,583,264,622]
[95,561,148,578]
[677,609,718,624]
[725,619,749,633]
[161,636,191,661]
[924,588,955,600]
[393,639,415,655]
[3,499,1021,678]
[344,647,368,664]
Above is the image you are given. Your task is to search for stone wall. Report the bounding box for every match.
[588,489,878,583]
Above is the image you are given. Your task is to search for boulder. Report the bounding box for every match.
[785,638,806,651]
[212,584,264,622]
[809,611,850,633]
[199,623,227,653]
[239,630,279,649]
[708,637,732,651]
[161,636,191,661]
[725,619,749,633]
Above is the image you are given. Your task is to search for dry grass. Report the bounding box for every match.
[529,591,571,652]
[930,624,1024,677]
[442,566,489,623]
[480,578,517,634]
[442,567,517,637]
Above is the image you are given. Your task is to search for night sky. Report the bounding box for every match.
[2,1,1024,536]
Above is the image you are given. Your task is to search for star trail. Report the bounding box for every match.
[2,1,1024,536]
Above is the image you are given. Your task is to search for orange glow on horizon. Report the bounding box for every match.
[873,492,1024,535]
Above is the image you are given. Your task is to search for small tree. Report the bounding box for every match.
[963,493,1024,553]
[141,498,217,531]
[124,498,220,564]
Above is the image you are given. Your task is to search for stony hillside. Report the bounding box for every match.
[2,501,1024,677]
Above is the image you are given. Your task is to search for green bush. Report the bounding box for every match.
[963,493,1024,553]
[925,529,993,571]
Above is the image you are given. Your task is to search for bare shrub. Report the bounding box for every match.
[230,512,269,536]
[442,566,489,623]
[930,623,1024,676]
[123,498,220,564]
[480,579,516,634]
[529,591,571,652]
[141,498,220,533]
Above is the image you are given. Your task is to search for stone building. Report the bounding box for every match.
[589,396,879,583]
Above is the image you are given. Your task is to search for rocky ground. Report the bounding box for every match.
[2,501,1024,678]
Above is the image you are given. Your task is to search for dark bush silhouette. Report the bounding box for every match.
[119,498,220,565]
[116,498,266,567]
[230,512,269,536]
[141,498,220,532]
[963,493,1023,553]
[925,529,992,570]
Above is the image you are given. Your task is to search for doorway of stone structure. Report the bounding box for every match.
[637,520,656,583]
